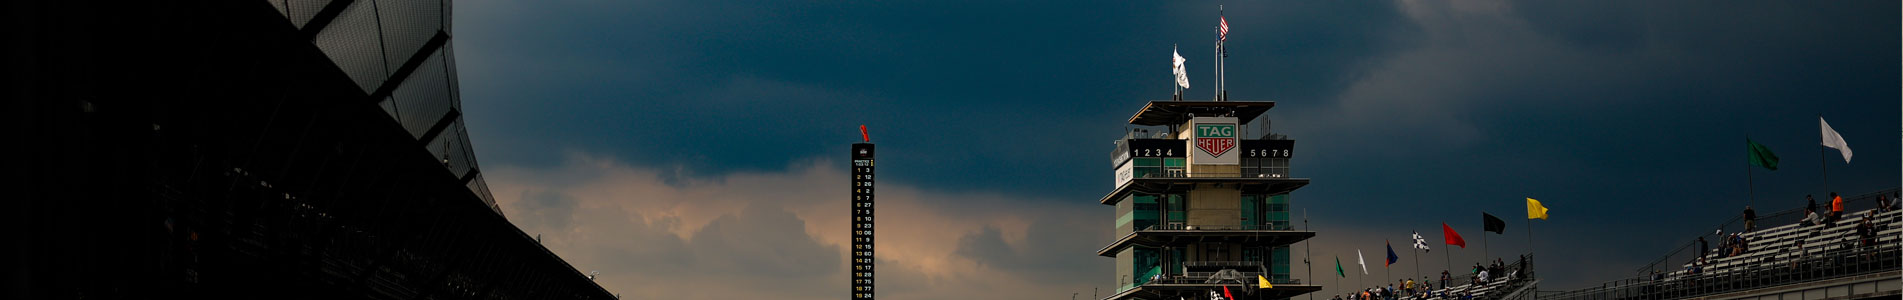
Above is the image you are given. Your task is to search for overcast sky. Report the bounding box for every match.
[449,1,1898,299]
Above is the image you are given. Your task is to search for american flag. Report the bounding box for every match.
[1219,16,1229,41]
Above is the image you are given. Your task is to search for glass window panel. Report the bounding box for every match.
[376,0,444,71]
[287,0,333,28]
[1134,157,1160,167]
[1163,158,1186,167]
[391,49,451,138]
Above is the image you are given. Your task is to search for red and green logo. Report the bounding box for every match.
[1195,124,1236,157]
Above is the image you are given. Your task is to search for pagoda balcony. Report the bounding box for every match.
[1097,224,1314,257]
[1099,175,1309,205]
[1111,270,1323,300]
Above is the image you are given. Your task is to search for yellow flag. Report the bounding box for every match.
[1259,275,1273,289]
[1526,198,1550,220]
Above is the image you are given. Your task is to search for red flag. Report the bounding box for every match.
[1442,223,1467,248]
[1223,285,1235,300]
[859,125,869,143]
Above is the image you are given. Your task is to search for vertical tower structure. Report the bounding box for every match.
[1101,101,1320,300]
[851,141,877,299]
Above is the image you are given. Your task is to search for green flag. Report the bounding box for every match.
[1746,138,1779,171]
[1335,256,1345,278]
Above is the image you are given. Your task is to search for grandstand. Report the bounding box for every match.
[1541,188,1901,300]
[1390,189,1901,300]
[1393,255,1539,300]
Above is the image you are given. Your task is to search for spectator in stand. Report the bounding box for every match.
[1879,194,1891,213]
[1404,278,1415,296]
[1807,194,1817,215]
[1879,194,1896,213]
[1743,205,1757,231]
[1800,208,1820,227]
[1440,270,1452,289]
[1828,192,1844,224]
[1716,233,1733,257]
[1517,255,1528,276]
[1488,261,1503,281]
[1856,212,1876,248]
[1476,268,1490,284]
[1697,236,1708,257]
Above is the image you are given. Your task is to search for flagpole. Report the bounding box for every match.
[1525,216,1536,281]
[1819,113,1829,196]
[1747,136,1755,206]
[1413,245,1421,289]
[1482,226,1490,264]
[1525,217,1535,257]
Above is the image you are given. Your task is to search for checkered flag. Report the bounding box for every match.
[1412,231,1432,253]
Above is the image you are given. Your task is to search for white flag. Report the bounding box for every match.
[1356,249,1368,275]
[1173,47,1190,90]
[1820,116,1851,163]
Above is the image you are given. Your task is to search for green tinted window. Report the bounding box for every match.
[1240,195,1260,226]
[1267,194,1291,229]
[1163,158,1186,167]
[1134,157,1160,167]
[1272,246,1291,281]
[1134,247,1160,285]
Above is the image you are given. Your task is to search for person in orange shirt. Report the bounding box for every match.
[1828,192,1844,224]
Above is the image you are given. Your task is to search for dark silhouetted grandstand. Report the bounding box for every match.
[5,0,613,299]
[1539,189,1901,300]
[1396,189,1900,300]
[1398,256,1539,300]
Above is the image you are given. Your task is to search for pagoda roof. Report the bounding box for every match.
[1127,101,1276,126]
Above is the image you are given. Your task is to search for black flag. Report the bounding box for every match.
[1483,212,1506,234]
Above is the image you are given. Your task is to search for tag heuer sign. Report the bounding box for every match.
[1195,124,1236,157]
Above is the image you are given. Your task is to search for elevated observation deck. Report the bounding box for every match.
[1098,224,1315,257]
[1099,174,1310,205]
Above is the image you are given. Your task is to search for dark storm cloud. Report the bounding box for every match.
[453,0,1898,297]
[952,218,1107,285]
[1268,0,1897,289]
[454,0,1419,199]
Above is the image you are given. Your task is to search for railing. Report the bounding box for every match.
[1145,271,1305,285]
[1143,223,1293,231]
[1632,188,1899,275]
[1184,261,1266,268]
[1544,245,1900,300]
[1135,171,1292,179]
